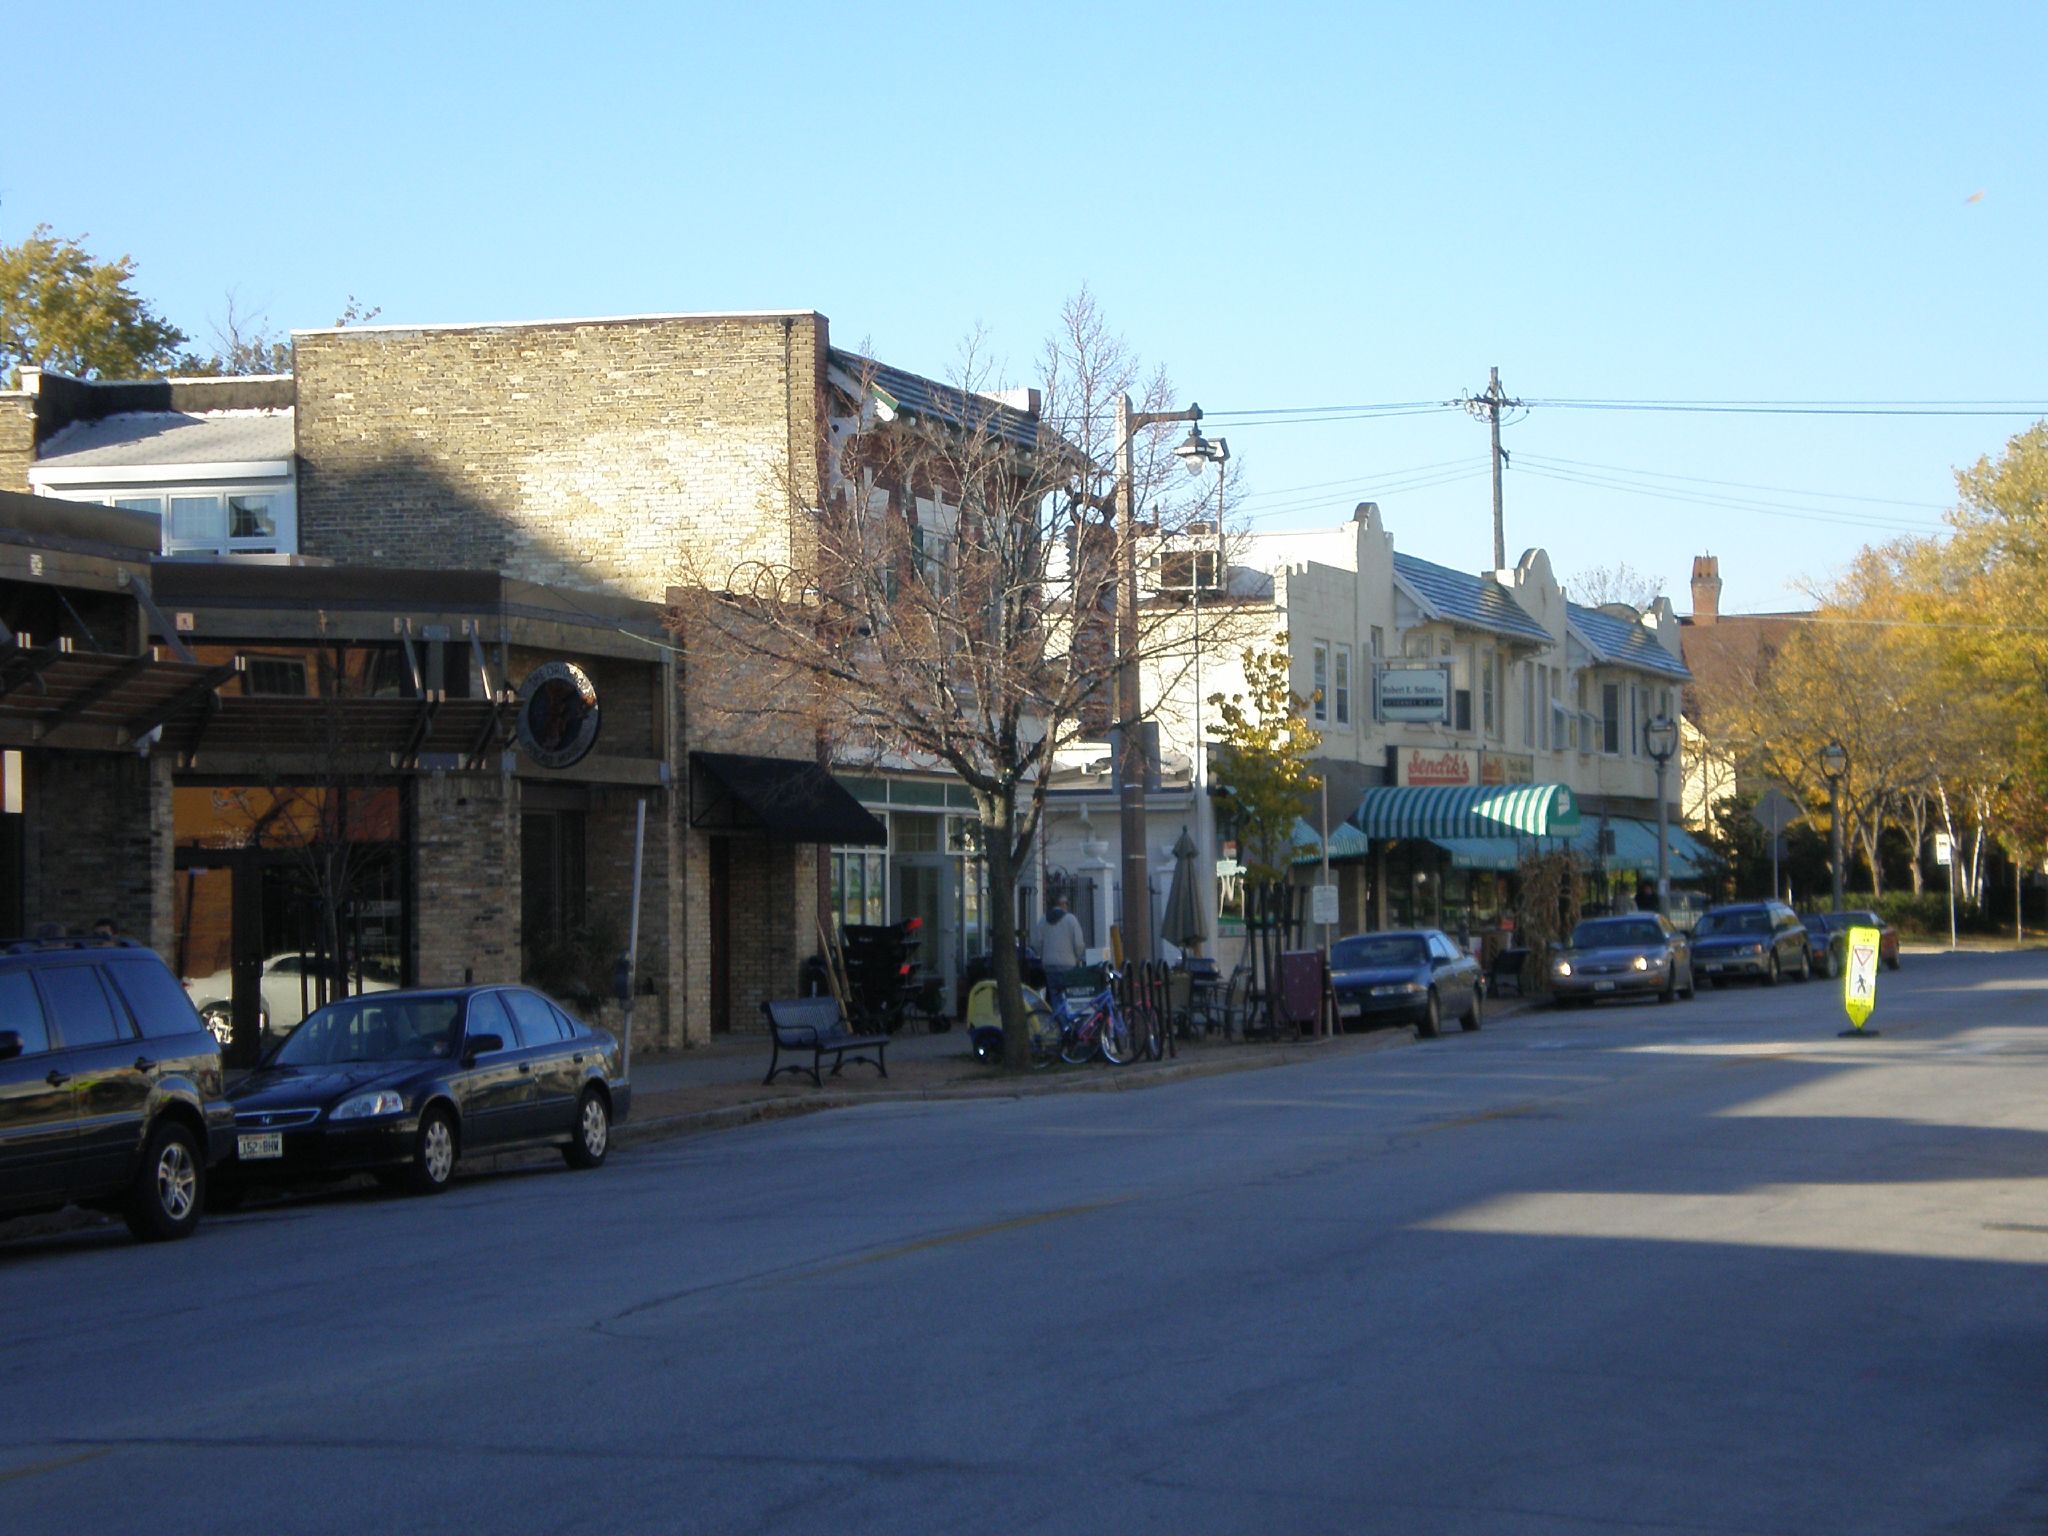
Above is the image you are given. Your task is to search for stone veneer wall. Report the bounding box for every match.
[414,773,521,988]
[293,313,829,604]
[0,393,32,495]
[24,752,174,954]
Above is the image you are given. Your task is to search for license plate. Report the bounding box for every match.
[1702,963,1724,973]
[238,1132,283,1161]
[1593,981,1615,992]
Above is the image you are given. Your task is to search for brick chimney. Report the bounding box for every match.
[1690,555,1722,625]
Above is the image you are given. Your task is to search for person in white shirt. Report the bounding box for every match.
[1037,900,1087,992]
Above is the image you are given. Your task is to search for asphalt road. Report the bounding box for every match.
[6,949,2048,1535]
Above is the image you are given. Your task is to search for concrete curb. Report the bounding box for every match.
[611,1014,1477,1149]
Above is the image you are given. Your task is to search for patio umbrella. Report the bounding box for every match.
[1160,826,1207,953]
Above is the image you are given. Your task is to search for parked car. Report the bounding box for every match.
[1551,914,1694,1006]
[219,985,630,1197]
[1691,901,1811,986]
[0,937,233,1241]
[185,951,400,1051]
[1329,929,1484,1038]
[1799,910,1902,979]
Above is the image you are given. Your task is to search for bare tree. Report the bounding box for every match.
[679,292,1226,1066]
[1569,562,1664,610]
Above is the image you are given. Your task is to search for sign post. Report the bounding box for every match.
[1935,830,1958,951]
[1839,923,1882,1038]
[1751,788,1800,903]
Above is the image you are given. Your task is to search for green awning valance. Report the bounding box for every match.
[1290,816,1372,865]
[1348,783,1582,840]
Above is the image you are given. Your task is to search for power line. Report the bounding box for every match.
[1515,462,1948,533]
[1514,452,1953,512]
[1524,398,2048,417]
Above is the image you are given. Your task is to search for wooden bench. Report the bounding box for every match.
[760,997,890,1088]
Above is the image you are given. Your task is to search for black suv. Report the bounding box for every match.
[0,938,234,1240]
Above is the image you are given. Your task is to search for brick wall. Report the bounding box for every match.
[414,773,520,987]
[0,393,31,494]
[294,313,829,605]
[24,751,174,953]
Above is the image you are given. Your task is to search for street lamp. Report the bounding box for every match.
[1644,714,1678,918]
[1188,435,1228,957]
[1113,393,1209,968]
[1820,740,1848,912]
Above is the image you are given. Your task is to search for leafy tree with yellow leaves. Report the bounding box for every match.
[1207,636,1322,881]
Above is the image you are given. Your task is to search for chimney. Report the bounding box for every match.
[1690,555,1722,625]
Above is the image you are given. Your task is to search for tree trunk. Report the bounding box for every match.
[1903,792,1927,895]
[975,786,1033,1071]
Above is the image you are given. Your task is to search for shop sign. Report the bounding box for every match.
[1396,748,1536,786]
[1376,666,1451,723]
[516,661,602,769]
[1399,748,1475,786]
[1479,753,1535,785]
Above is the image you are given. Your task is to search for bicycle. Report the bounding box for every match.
[1028,966,1136,1067]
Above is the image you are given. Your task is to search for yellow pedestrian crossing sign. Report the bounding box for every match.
[1842,924,1881,1031]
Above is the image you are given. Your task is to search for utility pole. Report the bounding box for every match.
[1457,367,1521,570]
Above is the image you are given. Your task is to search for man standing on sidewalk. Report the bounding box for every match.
[1037,899,1088,996]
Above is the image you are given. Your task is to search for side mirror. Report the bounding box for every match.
[464,1032,503,1062]
[0,1030,20,1060]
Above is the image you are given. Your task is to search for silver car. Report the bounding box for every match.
[1551,914,1695,1007]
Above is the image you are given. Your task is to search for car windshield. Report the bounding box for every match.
[1836,911,1880,929]
[1697,909,1769,936]
[271,994,463,1067]
[1572,919,1664,948]
[1332,935,1428,969]
[1802,915,1829,932]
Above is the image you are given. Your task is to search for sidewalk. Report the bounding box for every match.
[615,993,1544,1146]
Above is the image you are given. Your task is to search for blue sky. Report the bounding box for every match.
[10,1,2044,613]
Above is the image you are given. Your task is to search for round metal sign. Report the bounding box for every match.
[515,661,601,769]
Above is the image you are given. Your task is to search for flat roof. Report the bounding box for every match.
[291,308,819,339]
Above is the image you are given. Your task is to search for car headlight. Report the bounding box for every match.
[1744,942,1767,955]
[331,1089,405,1120]
[1632,955,1650,972]
[1370,981,1426,996]
[1554,960,1573,977]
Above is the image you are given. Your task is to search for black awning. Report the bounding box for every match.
[688,752,887,846]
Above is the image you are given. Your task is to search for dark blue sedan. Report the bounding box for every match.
[222,985,629,1197]
[1330,929,1484,1038]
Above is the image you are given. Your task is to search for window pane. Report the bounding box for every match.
[38,965,125,1046]
[228,495,277,539]
[506,989,566,1043]
[0,970,51,1054]
[169,495,226,543]
[466,991,517,1048]
[112,495,164,516]
[107,958,205,1040]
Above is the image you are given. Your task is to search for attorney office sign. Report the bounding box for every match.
[1375,665,1451,723]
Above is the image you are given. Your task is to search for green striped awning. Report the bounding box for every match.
[1347,783,1583,840]
[1290,816,1372,865]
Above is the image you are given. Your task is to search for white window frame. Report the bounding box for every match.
[1311,641,1329,723]
[1333,643,1351,727]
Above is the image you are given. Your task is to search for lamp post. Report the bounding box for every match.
[1113,393,1213,968]
[1190,434,1228,954]
[1820,741,1848,912]
[1644,714,1678,918]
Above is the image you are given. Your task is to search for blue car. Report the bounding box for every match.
[1330,929,1484,1038]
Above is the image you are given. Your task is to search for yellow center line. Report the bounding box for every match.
[0,1447,111,1485]
[802,1198,1131,1278]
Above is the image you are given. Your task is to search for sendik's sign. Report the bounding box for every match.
[1396,748,1535,787]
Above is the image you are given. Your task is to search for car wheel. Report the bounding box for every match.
[123,1119,204,1241]
[1796,948,1812,982]
[1460,986,1482,1032]
[1417,990,1441,1039]
[563,1089,610,1169]
[1764,953,1780,987]
[1822,948,1840,980]
[1885,953,1902,972]
[404,1105,459,1194]
[1659,968,1677,1004]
